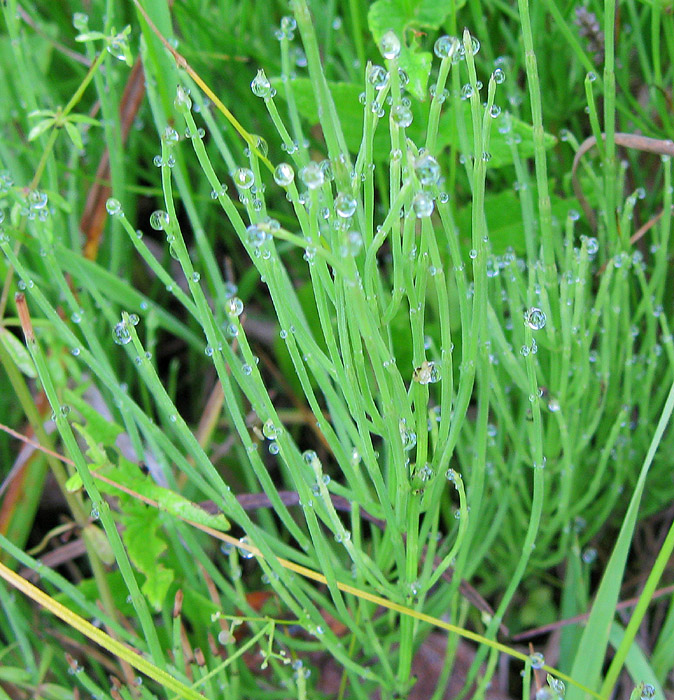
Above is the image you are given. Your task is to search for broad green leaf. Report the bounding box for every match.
[456,189,527,255]
[399,49,433,103]
[455,189,580,256]
[0,327,36,378]
[367,0,461,99]
[64,388,124,447]
[434,101,558,168]
[368,0,454,37]
[123,510,172,611]
[271,78,388,157]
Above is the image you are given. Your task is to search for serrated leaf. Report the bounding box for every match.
[27,119,54,142]
[0,327,36,377]
[100,460,230,531]
[140,565,173,611]
[64,121,83,150]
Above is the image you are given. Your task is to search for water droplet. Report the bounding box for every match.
[191,271,200,282]
[128,314,139,326]
[391,104,413,127]
[641,684,656,700]
[461,83,474,100]
[586,237,599,255]
[524,307,546,330]
[226,296,244,317]
[205,345,214,357]
[262,419,277,439]
[72,12,88,30]
[415,153,441,187]
[274,162,294,186]
[174,85,192,112]
[399,419,417,450]
[587,71,597,82]
[379,30,401,59]
[335,193,357,218]
[299,162,325,190]
[367,64,388,89]
[251,69,272,98]
[548,676,565,698]
[149,210,169,231]
[269,441,280,455]
[412,192,434,218]
[28,190,48,211]
[582,548,597,564]
[105,198,122,216]
[246,224,266,248]
[530,652,545,669]
[434,35,458,59]
[113,321,131,345]
[238,536,255,559]
[163,126,179,143]
[233,167,254,189]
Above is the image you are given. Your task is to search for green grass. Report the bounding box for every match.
[0,0,673,698]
